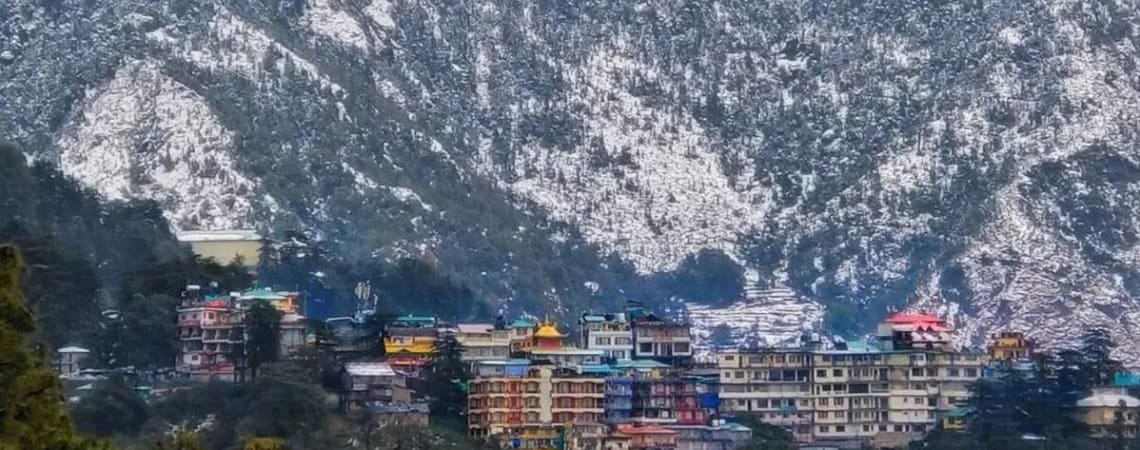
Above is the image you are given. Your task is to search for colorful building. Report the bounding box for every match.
[384,315,438,371]
[986,331,1034,361]
[510,317,538,353]
[522,321,604,365]
[177,290,242,381]
[468,361,605,441]
[718,312,987,446]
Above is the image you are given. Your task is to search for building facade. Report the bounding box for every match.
[384,315,438,371]
[581,313,635,361]
[468,362,605,440]
[631,314,693,366]
[54,346,90,377]
[339,362,412,413]
[718,313,987,446]
[986,332,1034,361]
[456,322,511,365]
[176,230,262,268]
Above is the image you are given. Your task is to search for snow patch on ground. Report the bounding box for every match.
[146,6,343,94]
[364,0,397,29]
[303,0,369,50]
[487,45,766,273]
[57,61,256,230]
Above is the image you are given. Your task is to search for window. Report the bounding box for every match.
[894,425,904,432]
[819,411,829,419]
[911,368,923,377]
[926,368,937,377]
[724,354,735,361]
[836,398,845,406]
[833,369,842,377]
[639,343,653,353]
[734,371,744,379]
[965,368,978,377]
[816,369,826,378]
[862,425,871,432]
[674,342,690,353]
[819,426,829,433]
[596,337,612,346]
[615,337,631,345]
[948,368,960,377]
[819,398,829,406]
[836,425,846,433]
[879,425,888,432]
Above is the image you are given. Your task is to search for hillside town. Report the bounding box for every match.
[50,283,1140,450]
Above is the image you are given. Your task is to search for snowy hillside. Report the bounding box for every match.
[4,0,1140,359]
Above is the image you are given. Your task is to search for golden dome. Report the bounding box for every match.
[534,322,564,339]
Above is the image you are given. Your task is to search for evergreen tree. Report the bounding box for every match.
[0,245,105,450]
[244,301,282,379]
[355,311,393,359]
[71,373,149,437]
[426,332,469,428]
[1079,327,1122,388]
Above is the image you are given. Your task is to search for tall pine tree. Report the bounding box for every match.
[426,332,469,428]
[244,301,282,379]
[0,245,106,450]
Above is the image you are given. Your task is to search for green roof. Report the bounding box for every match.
[395,314,436,322]
[239,288,286,300]
[511,317,537,328]
[611,359,672,369]
[945,406,973,418]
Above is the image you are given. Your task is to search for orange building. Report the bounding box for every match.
[468,362,604,440]
[987,332,1034,361]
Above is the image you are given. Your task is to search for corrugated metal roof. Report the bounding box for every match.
[176,230,262,242]
[344,362,396,377]
[457,323,494,334]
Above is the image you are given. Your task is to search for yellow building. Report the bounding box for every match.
[718,313,987,447]
[468,362,604,442]
[986,332,1034,361]
[177,230,262,268]
[1076,388,1140,438]
[385,315,438,371]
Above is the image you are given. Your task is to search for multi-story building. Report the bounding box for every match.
[717,348,815,441]
[580,313,634,360]
[177,291,243,381]
[509,317,538,354]
[717,313,987,447]
[467,361,605,441]
[986,331,1034,361]
[384,315,438,371]
[456,321,511,365]
[339,362,412,414]
[177,286,309,381]
[631,313,693,366]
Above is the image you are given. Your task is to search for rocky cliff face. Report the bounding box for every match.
[3,0,1140,358]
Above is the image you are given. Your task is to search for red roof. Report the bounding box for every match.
[885,313,952,331]
[884,313,945,324]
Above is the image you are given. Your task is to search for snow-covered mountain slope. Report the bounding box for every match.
[5,0,1140,359]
